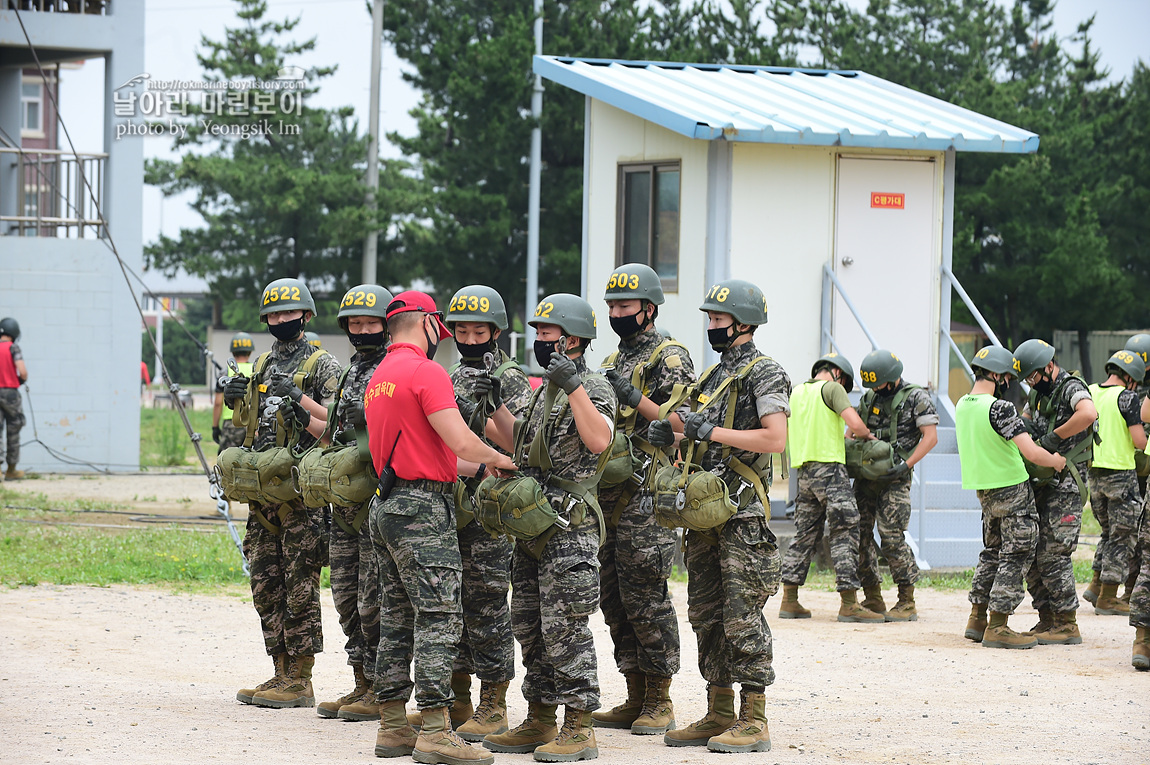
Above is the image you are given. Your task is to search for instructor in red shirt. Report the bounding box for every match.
[364,290,515,765]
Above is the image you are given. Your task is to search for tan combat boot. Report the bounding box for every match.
[340,680,383,722]
[237,653,287,705]
[590,672,644,728]
[483,702,558,753]
[861,585,887,615]
[664,684,736,747]
[706,690,770,753]
[1132,626,1150,671]
[318,663,372,718]
[837,589,885,623]
[376,699,418,758]
[630,675,674,735]
[407,674,473,730]
[1096,583,1131,615]
[533,706,598,762]
[1023,608,1054,636]
[1082,570,1101,605]
[964,603,988,642]
[778,584,811,619]
[982,612,1037,649]
[253,655,316,707]
[885,584,918,622]
[1035,611,1082,645]
[413,706,494,765]
[4,466,24,480]
[457,681,510,742]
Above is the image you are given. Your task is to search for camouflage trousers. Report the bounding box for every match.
[453,518,514,683]
[1025,481,1082,613]
[243,498,326,656]
[330,499,380,676]
[686,510,779,688]
[0,387,25,467]
[512,512,601,711]
[1128,503,1150,628]
[969,482,1038,615]
[854,476,919,588]
[782,462,861,591]
[218,419,246,450]
[368,484,463,711]
[598,490,680,678]
[1088,468,1142,584]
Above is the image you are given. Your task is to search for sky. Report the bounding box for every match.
[52,0,1150,292]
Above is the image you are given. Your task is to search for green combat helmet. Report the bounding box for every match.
[447,285,509,330]
[230,332,255,356]
[529,293,597,340]
[305,332,322,348]
[0,317,20,340]
[1105,349,1146,384]
[970,346,1019,377]
[603,263,665,305]
[259,277,317,321]
[337,284,394,329]
[859,349,903,389]
[1124,334,1150,384]
[1013,338,1055,379]
[812,352,856,393]
[698,279,768,326]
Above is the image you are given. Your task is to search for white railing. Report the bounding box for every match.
[0,147,106,237]
[6,0,110,15]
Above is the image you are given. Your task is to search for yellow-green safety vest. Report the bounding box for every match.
[956,393,1028,490]
[789,379,846,468]
[1089,384,1135,470]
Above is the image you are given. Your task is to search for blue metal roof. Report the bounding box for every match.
[534,56,1039,154]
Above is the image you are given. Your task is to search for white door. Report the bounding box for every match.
[832,157,939,388]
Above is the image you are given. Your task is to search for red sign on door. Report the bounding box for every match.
[871,192,905,209]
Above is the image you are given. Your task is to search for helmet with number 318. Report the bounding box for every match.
[698,279,768,326]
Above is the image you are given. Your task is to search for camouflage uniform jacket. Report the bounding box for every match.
[605,325,695,442]
[252,336,342,452]
[335,346,388,441]
[690,341,792,520]
[1025,369,1093,492]
[452,350,534,423]
[989,398,1028,441]
[856,383,939,456]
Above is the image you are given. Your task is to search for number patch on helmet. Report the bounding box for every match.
[263,286,301,306]
[341,290,377,308]
[534,301,554,319]
[607,272,641,291]
[450,295,491,314]
[861,370,877,383]
[1116,351,1137,364]
[706,285,730,302]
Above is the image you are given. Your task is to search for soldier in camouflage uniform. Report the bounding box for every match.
[0,317,28,480]
[440,285,533,741]
[648,279,787,753]
[364,290,515,765]
[853,350,938,622]
[781,352,883,623]
[1013,339,1097,641]
[482,294,616,762]
[1128,485,1150,669]
[224,278,342,708]
[315,285,393,722]
[212,332,254,452]
[593,264,695,736]
[958,346,1064,649]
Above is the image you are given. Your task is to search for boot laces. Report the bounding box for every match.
[472,685,501,720]
[556,711,586,743]
[638,681,665,718]
[726,699,760,736]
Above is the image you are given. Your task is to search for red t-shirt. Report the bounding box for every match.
[364,342,458,483]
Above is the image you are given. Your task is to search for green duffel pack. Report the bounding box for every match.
[473,473,561,540]
[454,479,477,530]
[652,440,736,533]
[598,430,638,489]
[217,445,299,505]
[844,438,897,481]
[1136,450,1150,477]
[295,443,378,509]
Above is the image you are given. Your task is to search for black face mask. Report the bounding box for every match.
[609,309,647,340]
[534,339,558,368]
[708,325,733,352]
[874,385,897,399]
[423,319,440,361]
[349,331,386,351]
[1032,377,1053,397]
[456,338,492,360]
[268,316,304,342]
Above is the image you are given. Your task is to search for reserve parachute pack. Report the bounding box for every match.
[216,347,331,512]
[652,356,774,538]
[845,384,921,481]
[1021,372,1098,503]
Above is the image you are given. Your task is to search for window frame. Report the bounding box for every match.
[615,160,681,293]
[21,78,45,138]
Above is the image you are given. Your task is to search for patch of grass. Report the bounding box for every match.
[140,407,218,468]
[1081,502,1102,536]
[0,485,126,514]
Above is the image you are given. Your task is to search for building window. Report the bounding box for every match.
[617,162,680,292]
[22,81,44,136]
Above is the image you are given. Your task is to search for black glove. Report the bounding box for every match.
[884,461,911,481]
[682,412,715,442]
[457,397,479,423]
[606,369,642,408]
[212,425,222,444]
[223,375,249,408]
[1038,432,1063,453]
[287,398,311,430]
[546,352,581,395]
[472,374,502,409]
[648,419,675,448]
[268,373,304,403]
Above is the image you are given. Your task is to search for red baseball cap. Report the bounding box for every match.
[386,290,452,340]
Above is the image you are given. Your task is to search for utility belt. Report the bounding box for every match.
[216,445,300,506]
[393,477,455,494]
[471,472,604,560]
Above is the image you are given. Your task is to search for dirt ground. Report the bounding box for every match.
[2,475,1148,764]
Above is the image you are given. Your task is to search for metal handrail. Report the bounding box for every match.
[5,0,111,15]
[940,323,975,381]
[941,264,1002,348]
[0,148,106,237]
[821,263,880,351]
[0,147,109,159]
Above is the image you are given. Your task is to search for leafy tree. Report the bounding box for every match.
[141,298,214,385]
